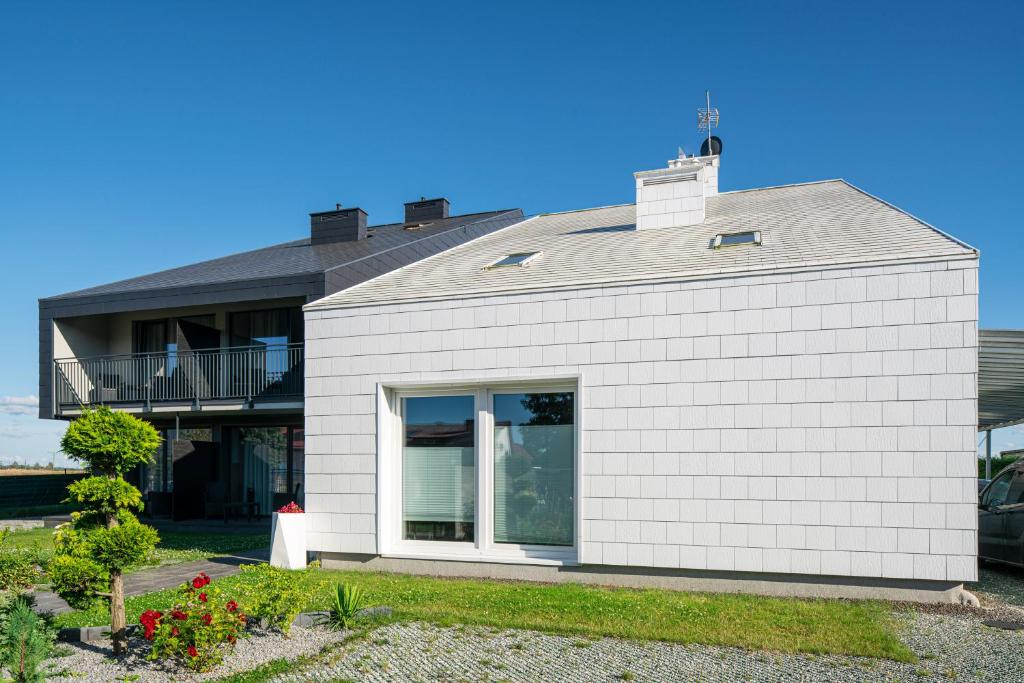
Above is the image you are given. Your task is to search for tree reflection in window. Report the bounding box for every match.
[493,392,574,546]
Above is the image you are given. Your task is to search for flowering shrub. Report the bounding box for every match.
[276,501,303,513]
[235,563,303,635]
[142,572,247,672]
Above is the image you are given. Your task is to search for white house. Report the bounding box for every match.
[302,150,979,603]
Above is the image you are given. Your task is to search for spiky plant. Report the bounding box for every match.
[324,583,365,630]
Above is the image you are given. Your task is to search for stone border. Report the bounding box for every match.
[57,607,393,642]
[0,519,44,531]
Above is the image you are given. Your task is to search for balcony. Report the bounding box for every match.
[53,343,304,415]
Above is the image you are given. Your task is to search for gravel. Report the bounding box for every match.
[971,564,1024,613]
[45,625,351,682]
[267,614,1024,683]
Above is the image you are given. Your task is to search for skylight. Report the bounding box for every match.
[713,231,761,249]
[487,252,540,269]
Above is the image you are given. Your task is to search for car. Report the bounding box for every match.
[979,479,990,493]
[978,462,1024,567]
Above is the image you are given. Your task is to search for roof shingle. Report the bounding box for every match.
[308,180,975,310]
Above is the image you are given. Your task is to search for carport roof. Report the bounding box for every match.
[979,329,1024,430]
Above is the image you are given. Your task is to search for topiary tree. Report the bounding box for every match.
[53,406,161,655]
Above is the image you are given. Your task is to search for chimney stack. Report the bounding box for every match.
[404,197,450,226]
[309,206,368,244]
[633,152,719,230]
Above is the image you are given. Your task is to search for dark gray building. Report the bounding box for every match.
[39,199,523,520]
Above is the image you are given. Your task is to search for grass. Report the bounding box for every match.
[51,567,915,663]
[4,526,267,572]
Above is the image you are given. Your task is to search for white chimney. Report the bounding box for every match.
[634,152,719,230]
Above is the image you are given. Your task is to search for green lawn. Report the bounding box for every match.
[5,526,266,571]
[51,567,915,663]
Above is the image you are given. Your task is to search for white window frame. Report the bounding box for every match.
[485,251,541,269]
[377,375,581,566]
[712,230,761,249]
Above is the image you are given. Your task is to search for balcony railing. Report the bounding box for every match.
[54,343,304,412]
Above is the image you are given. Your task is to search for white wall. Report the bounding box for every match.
[304,256,979,583]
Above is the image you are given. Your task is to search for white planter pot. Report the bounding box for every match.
[270,512,307,570]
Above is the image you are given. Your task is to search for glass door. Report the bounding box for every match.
[492,391,575,547]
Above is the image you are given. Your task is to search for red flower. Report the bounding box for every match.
[187,646,199,658]
[139,609,163,640]
[171,610,188,621]
[171,627,180,637]
[192,572,211,589]
[277,501,304,513]
[202,613,213,625]
[139,609,162,626]
[227,634,236,644]
[198,592,208,603]
[226,600,238,613]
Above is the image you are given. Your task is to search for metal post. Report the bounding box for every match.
[706,90,712,156]
[985,429,992,479]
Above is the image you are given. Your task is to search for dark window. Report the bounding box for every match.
[133,320,168,354]
[714,231,761,248]
[1007,472,1024,505]
[228,308,302,348]
[983,470,1015,507]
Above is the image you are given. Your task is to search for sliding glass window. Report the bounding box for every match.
[493,392,574,546]
[395,386,576,556]
[401,395,476,542]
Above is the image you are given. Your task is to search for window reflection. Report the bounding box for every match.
[493,392,574,546]
[402,396,476,542]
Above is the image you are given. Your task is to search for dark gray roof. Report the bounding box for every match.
[43,209,522,303]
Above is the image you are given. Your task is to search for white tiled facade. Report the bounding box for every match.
[304,255,979,584]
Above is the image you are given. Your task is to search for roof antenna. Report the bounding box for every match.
[697,89,720,156]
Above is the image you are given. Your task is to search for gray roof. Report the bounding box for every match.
[43,209,522,303]
[979,329,1024,430]
[308,180,976,310]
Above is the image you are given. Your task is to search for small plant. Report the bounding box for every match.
[142,572,247,673]
[276,501,303,513]
[321,583,365,630]
[0,531,41,592]
[619,671,636,681]
[0,595,56,683]
[235,563,304,635]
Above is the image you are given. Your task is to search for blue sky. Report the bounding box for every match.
[0,1,1021,464]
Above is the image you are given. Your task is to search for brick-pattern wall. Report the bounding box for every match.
[304,257,979,582]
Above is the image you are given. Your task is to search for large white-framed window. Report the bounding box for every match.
[377,377,580,565]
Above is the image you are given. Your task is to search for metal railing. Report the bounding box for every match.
[54,343,304,411]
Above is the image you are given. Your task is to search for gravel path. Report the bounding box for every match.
[45,625,351,682]
[267,613,1024,683]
